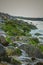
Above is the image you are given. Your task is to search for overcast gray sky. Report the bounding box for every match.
[0,0,43,17]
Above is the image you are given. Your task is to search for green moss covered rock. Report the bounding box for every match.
[5,46,15,56]
[11,57,21,65]
[14,48,22,56]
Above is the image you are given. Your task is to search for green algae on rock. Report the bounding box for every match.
[14,48,22,56]
[11,57,21,65]
[19,44,43,58]
[5,46,15,56]
[5,46,22,56]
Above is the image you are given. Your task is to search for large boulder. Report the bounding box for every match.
[0,36,9,46]
[6,46,22,56]
[5,46,15,56]
[14,48,22,56]
[0,44,5,56]
[19,44,43,58]
[11,57,21,65]
[35,62,43,65]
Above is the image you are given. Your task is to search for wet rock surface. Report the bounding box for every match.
[0,41,43,65]
[0,44,5,56]
[19,44,43,59]
[0,36,9,46]
[11,57,21,65]
[5,46,15,56]
[0,18,43,65]
[35,62,43,65]
[5,46,22,56]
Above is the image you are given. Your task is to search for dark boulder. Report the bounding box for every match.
[19,44,43,58]
[11,57,21,65]
[0,44,5,56]
[35,62,43,65]
[0,36,9,46]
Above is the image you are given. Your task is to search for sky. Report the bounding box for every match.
[0,0,43,17]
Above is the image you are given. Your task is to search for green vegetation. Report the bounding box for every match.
[5,36,12,43]
[1,19,37,36]
[29,37,39,45]
[11,57,21,65]
[1,18,39,46]
[6,46,15,56]
[0,17,40,46]
[0,12,43,65]
[38,45,43,52]
[14,48,22,56]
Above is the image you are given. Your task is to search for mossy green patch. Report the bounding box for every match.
[29,37,39,45]
[38,45,43,52]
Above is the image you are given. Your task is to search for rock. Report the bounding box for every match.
[11,57,21,65]
[6,46,22,56]
[0,44,6,62]
[2,56,11,63]
[9,42,18,47]
[14,48,22,56]
[0,62,12,65]
[0,44,5,56]
[31,57,36,61]
[27,64,30,65]
[5,46,15,56]
[35,33,42,36]
[19,44,43,58]
[0,63,7,65]
[0,36,9,46]
[35,62,43,65]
